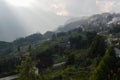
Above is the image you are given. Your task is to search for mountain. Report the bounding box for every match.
[0,31,57,59]
[57,13,120,32]
[1,13,120,58]
[0,41,12,56]
[13,33,43,46]
[43,31,55,39]
[0,13,120,79]
[0,33,44,58]
[64,17,86,25]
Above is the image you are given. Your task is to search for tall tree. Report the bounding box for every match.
[90,46,117,80]
[18,52,41,80]
[88,35,106,58]
[66,54,75,65]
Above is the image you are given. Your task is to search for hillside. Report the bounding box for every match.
[0,13,120,80]
[0,31,55,58]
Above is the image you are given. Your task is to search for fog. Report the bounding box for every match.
[0,0,120,41]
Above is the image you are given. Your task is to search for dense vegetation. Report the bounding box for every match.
[0,24,120,80]
[90,46,119,80]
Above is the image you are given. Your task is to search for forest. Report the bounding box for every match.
[0,26,119,80]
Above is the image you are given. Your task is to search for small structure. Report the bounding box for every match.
[52,62,66,70]
[114,48,120,57]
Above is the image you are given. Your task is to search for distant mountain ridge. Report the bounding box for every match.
[0,12,120,58]
[0,31,55,57]
[57,13,120,32]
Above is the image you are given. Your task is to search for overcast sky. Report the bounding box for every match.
[0,0,120,41]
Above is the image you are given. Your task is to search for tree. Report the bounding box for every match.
[86,31,97,46]
[28,45,32,51]
[66,54,75,65]
[109,25,120,33]
[18,52,41,80]
[88,35,106,58]
[52,34,57,41]
[36,49,54,73]
[17,46,21,52]
[90,46,117,80]
[69,35,83,49]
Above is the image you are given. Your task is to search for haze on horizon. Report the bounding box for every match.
[0,0,120,42]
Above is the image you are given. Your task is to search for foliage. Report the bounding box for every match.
[109,25,120,33]
[17,52,41,80]
[66,54,75,65]
[0,30,104,80]
[89,46,117,80]
[88,35,106,58]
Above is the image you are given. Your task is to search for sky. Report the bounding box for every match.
[0,0,120,42]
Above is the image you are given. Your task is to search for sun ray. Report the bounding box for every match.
[5,0,34,7]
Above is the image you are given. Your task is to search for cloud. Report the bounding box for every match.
[1,0,120,42]
[96,0,114,12]
[5,0,35,8]
[51,3,69,16]
[53,0,100,17]
[96,0,120,13]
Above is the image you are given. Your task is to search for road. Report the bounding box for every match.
[0,75,18,80]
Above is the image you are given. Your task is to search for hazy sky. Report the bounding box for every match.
[0,0,120,41]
